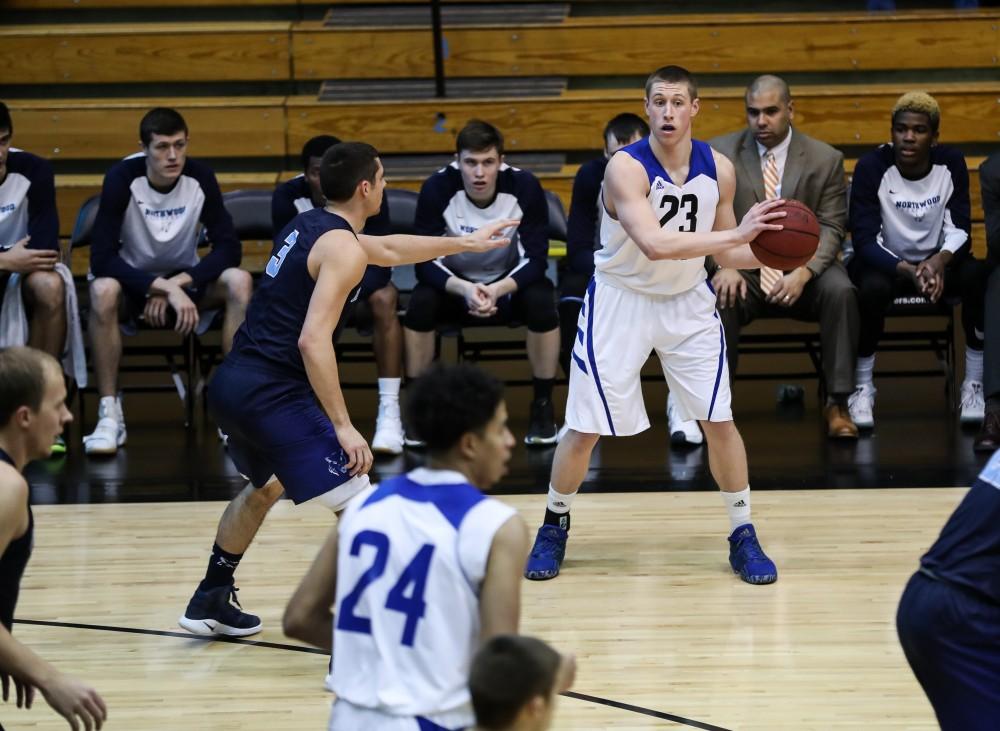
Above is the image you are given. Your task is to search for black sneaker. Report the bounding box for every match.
[525,398,558,446]
[178,584,262,637]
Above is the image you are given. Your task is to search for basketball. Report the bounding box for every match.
[750,200,820,270]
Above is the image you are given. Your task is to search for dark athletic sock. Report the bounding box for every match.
[198,543,244,591]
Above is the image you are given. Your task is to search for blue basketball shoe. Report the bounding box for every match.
[524,525,568,580]
[728,523,778,585]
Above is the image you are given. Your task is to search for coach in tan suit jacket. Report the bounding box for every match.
[710,75,860,438]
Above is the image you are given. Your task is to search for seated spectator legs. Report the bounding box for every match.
[365,277,405,456]
[979,266,1000,450]
[22,269,66,359]
[197,267,253,354]
[717,264,859,435]
[86,277,127,454]
[850,255,988,429]
[404,278,560,446]
[976,153,1000,451]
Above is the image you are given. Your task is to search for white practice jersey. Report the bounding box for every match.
[596,137,720,296]
[331,468,516,727]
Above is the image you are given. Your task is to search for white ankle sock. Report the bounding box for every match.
[965,348,984,384]
[855,356,875,388]
[98,395,120,421]
[378,378,401,411]
[547,484,577,514]
[721,487,752,532]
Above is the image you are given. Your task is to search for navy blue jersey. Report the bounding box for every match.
[850,144,971,276]
[231,208,361,377]
[0,149,59,252]
[414,162,548,289]
[0,448,31,632]
[921,450,1000,605]
[565,157,608,277]
[90,154,241,301]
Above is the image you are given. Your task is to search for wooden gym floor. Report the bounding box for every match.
[6,490,954,730]
[8,369,984,729]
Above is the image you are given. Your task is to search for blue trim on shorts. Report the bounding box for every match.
[416,717,463,731]
[707,322,726,420]
[585,278,616,436]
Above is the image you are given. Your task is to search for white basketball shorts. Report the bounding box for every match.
[329,699,471,731]
[564,276,732,436]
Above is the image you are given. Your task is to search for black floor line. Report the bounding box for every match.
[15,618,733,730]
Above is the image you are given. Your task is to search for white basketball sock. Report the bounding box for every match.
[378,378,401,410]
[547,484,577,514]
[721,486,752,532]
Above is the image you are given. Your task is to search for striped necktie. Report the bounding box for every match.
[759,151,783,295]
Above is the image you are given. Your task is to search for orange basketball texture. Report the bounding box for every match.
[750,200,820,270]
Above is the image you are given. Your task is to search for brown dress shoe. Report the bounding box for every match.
[974,411,1000,452]
[825,404,859,439]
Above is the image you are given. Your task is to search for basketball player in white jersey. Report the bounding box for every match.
[525,65,786,585]
[283,363,528,731]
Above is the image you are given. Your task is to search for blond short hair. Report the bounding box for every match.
[891,91,940,132]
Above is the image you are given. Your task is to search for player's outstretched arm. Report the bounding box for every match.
[356,218,518,267]
[606,153,784,261]
[478,514,530,643]
[283,525,340,652]
[301,233,372,477]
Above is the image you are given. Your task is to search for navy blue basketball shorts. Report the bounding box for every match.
[207,357,368,509]
[897,570,1000,730]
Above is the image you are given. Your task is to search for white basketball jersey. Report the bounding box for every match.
[595,138,720,296]
[331,468,516,727]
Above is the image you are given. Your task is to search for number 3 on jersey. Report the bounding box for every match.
[337,530,435,647]
[266,229,298,277]
[658,193,698,231]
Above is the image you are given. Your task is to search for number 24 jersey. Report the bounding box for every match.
[331,469,516,725]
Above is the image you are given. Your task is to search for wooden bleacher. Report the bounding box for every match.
[6,6,995,260]
[293,11,999,79]
[4,11,997,85]
[8,98,286,161]
[10,82,999,161]
[286,82,1000,153]
[0,23,291,84]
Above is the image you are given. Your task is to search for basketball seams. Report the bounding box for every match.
[750,199,820,269]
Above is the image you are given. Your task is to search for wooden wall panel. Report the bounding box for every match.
[293,12,1000,79]
[0,24,291,84]
[286,84,1000,153]
[8,99,287,160]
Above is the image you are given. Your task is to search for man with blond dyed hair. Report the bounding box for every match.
[847,91,989,430]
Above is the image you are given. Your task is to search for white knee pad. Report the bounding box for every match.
[304,473,372,514]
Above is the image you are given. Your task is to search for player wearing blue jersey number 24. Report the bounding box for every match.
[524,65,786,585]
[178,144,517,639]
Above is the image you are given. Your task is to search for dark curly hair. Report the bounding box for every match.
[404,364,504,455]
